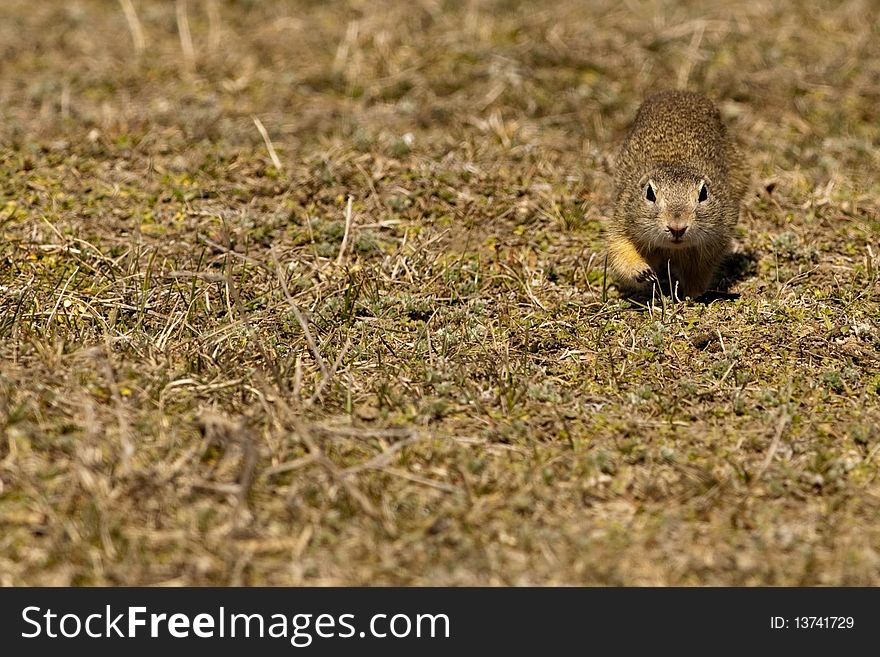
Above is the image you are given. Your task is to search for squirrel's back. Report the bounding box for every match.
[614,90,747,205]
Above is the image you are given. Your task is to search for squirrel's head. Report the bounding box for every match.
[632,164,715,248]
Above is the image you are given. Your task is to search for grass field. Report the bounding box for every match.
[1,0,879,585]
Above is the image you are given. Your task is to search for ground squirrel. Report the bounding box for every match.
[607,90,749,298]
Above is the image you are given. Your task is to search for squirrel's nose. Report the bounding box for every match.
[667,224,688,239]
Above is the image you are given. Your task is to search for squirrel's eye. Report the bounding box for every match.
[645,183,656,203]
[698,182,709,203]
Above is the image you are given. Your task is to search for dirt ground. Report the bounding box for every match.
[1,0,879,585]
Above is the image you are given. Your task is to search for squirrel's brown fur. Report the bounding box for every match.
[607,90,749,298]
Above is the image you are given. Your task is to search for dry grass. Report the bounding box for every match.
[1,0,879,585]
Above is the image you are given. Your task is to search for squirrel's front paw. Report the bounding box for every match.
[635,267,656,284]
